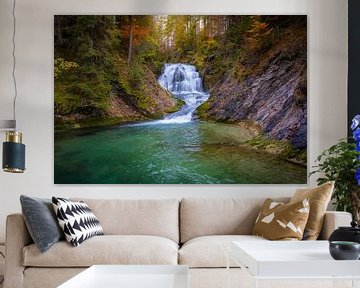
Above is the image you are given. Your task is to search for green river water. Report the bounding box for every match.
[54,121,307,184]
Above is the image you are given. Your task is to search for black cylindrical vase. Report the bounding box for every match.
[2,131,25,173]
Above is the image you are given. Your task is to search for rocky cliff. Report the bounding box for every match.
[199,25,307,149]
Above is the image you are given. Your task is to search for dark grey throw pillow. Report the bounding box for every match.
[20,195,64,253]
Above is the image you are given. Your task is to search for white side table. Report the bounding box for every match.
[228,241,360,288]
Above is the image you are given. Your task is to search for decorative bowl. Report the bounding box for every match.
[329,241,360,260]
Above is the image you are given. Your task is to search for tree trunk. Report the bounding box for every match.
[127,16,133,65]
[55,16,64,46]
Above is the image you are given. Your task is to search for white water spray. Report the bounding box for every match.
[157,64,209,124]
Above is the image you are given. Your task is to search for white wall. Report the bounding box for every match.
[0,0,348,242]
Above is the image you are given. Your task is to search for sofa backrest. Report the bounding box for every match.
[73,198,180,243]
[180,198,289,243]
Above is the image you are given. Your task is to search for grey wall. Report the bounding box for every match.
[0,0,348,242]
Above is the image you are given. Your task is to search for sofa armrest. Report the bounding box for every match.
[318,211,352,240]
[4,214,32,288]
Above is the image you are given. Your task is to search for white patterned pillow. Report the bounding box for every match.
[52,197,104,246]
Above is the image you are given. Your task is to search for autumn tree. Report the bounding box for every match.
[117,16,154,65]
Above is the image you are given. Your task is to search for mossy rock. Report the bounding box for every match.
[244,135,307,165]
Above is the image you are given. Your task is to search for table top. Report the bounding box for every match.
[58,265,189,288]
[231,240,360,278]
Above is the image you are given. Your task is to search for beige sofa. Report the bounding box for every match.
[4,198,352,288]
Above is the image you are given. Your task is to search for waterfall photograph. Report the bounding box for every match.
[54,15,307,184]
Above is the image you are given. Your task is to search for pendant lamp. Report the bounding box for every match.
[1,0,26,173]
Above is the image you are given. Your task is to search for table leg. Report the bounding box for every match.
[226,251,230,288]
[252,278,258,288]
[352,279,360,288]
[333,279,346,288]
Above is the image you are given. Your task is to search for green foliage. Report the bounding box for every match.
[310,140,360,212]
[128,62,144,87]
[54,58,79,78]
[55,81,109,115]
[55,16,120,117]
[169,99,185,113]
[54,15,173,124]
[193,39,220,70]
[196,101,211,119]
[225,16,252,45]
[54,88,74,115]
[116,59,156,112]
[136,38,163,73]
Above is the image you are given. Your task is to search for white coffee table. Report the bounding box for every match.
[228,241,360,288]
[58,265,189,288]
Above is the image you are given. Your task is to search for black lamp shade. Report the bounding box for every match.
[3,141,25,173]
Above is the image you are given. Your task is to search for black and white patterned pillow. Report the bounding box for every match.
[52,197,104,247]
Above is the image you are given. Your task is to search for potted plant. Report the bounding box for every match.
[310,115,360,222]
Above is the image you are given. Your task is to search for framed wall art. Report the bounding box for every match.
[54,15,307,184]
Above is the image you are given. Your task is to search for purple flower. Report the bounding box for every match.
[356,167,360,186]
[352,115,360,130]
[353,128,360,142]
[351,115,360,186]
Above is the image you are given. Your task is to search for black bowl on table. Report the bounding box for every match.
[329,241,360,260]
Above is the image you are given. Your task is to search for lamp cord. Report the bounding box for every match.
[12,0,17,130]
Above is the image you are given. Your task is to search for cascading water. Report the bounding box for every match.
[157,64,209,124]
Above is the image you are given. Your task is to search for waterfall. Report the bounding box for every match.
[157,64,209,124]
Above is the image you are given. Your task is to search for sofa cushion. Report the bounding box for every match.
[52,197,104,247]
[72,199,179,243]
[20,195,64,253]
[23,235,178,267]
[290,181,334,240]
[180,198,289,243]
[252,198,310,240]
[179,235,267,268]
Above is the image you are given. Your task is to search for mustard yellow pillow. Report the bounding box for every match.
[289,181,334,240]
[252,198,310,240]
